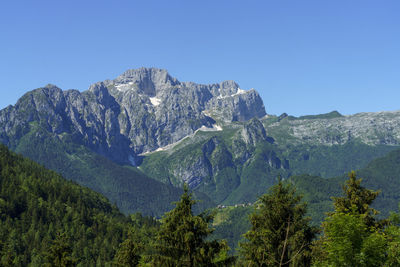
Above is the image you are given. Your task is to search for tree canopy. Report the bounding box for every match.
[152,184,234,266]
[240,180,317,266]
[315,172,397,266]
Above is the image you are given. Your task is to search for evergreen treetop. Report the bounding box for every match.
[152,184,234,266]
[332,171,382,228]
[240,180,317,267]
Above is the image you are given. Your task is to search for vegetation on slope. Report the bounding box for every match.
[3,142,400,266]
[212,147,400,253]
[0,144,134,265]
[141,122,396,208]
[212,205,252,253]
[0,145,231,266]
[292,147,400,224]
[10,124,214,216]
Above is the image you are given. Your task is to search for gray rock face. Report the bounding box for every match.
[172,153,212,188]
[0,68,266,165]
[240,118,268,146]
[265,110,400,146]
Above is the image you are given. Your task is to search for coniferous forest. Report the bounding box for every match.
[2,143,400,266]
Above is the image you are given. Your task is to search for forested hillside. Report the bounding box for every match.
[2,143,400,266]
[0,145,231,266]
[0,144,152,266]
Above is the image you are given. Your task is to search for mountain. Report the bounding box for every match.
[140,111,399,205]
[1,67,400,215]
[0,68,264,215]
[0,68,265,165]
[264,110,400,147]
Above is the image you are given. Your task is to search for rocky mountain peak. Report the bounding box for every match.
[0,67,268,165]
[112,67,179,96]
[206,80,238,98]
[43,84,61,91]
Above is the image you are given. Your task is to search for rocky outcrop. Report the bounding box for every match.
[240,118,268,146]
[0,68,266,165]
[266,110,400,146]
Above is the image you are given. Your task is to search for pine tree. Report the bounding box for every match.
[240,180,317,267]
[44,233,76,267]
[332,171,382,228]
[114,232,141,267]
[152,184,234,266]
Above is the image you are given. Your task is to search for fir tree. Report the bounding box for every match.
[44,233,76,267]
[240,180,317,267]
[113,233,141,267]
[332,171,382,228]
[152,184,234,266]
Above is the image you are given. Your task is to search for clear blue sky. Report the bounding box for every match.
[1,0,399,116]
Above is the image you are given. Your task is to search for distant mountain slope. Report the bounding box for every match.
[0,144,131,265]
[140,117,396,205]
[292,147,400,224]
[263,110,400,146]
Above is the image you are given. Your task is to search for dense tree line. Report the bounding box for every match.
[2,143,400,266]
[0,144,155,266]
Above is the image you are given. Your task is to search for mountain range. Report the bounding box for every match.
[1,67,399,217]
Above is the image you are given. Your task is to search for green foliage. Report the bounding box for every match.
[318,211,387,267]
[44,233,77,267]
[385,225,400,266]
[240,181,317,266]
[290,174,345,224]
[114,213,160,266]
[0,144,155,266]
[332,171,382,228]
[152,185,234,266]
[113,235,141,267]
[315,172,393,266]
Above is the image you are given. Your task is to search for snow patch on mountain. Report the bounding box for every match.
[149,97,161,106]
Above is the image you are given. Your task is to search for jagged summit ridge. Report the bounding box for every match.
[100,67,266,124]
[0,67,266,165]
[108,68,179,95]
[103,68,261,105]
